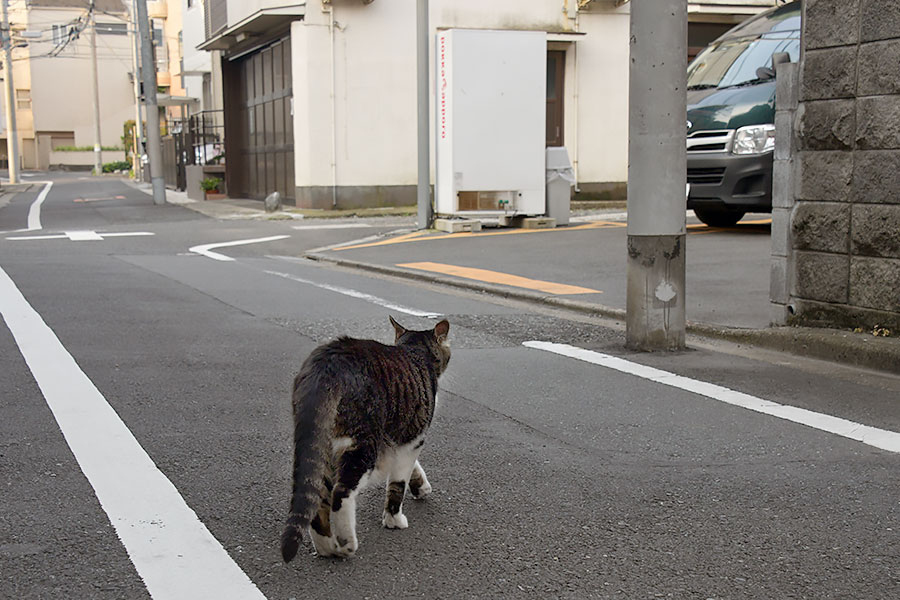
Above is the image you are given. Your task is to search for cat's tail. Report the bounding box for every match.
[281,364,341,563]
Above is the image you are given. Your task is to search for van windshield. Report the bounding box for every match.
[687,32,800,90]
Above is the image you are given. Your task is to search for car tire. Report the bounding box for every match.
[693,207,745,227]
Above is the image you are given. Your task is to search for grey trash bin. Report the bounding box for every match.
[546,147,574,226]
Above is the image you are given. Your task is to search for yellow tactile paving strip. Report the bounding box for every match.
[396,261,603,295]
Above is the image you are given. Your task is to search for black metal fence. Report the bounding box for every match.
[160,110,225,191]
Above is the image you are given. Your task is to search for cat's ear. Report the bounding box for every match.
[433,319,450,342]
[389,315,407,340]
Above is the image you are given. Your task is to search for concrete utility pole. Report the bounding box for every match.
[416,0,432,229]
[626,0,687,351]
[1,0,19,184]
[135,0,165,205]
[89,1,103,175]
[130,0,144,182]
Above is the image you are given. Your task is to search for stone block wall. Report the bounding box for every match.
[779,0,900,331]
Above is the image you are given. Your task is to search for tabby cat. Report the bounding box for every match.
[281,316,451,561]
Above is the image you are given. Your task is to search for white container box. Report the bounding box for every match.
[435,29,546,216]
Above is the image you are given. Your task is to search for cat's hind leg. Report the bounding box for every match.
[309,469,342,558]
[330,443,376,558]
[382,441,424,529]
[408,460,432,500]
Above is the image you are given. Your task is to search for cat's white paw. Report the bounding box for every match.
[412,481,432,499]
[309,528,340,558]
[382,510,409,529]
[332,534,358,558]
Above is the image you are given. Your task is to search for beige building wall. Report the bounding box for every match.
[24,6,135,169]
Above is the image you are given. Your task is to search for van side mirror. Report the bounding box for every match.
[771,52,791,67]
[756,66,776,81]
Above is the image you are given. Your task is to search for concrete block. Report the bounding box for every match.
[797,151,852,202]
[791,201,850,253]
[856,96,900,150]
[851,204,900,258]
[520,217,556,229]
[434,218,482,233]
[774,112,794,160]
[805,0,859,50]
[769,302,792,327]
[858,40,900,96]
[499,215,556,229]
[860,0,900,43]
[769,255,790,305]
[793,251,849,304]
[801,47,858,101]
[772,159,796,209]
[852,150,900,204]
[770,207,792,256]
[775,62,799,110]
[850,256,900,311]
[797,100,855,151]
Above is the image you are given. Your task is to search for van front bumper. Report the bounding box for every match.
[686,151,773,212]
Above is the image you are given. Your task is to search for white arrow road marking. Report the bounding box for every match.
[27,181,53,231]
[264,269,442,318]
[189,235,290,261]
[524,341,900,454]
[6,231,155,241]
[0,265,267,600]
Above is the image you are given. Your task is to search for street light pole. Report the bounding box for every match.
[625,0,688,351]
[135,0,165,205]
[1,0,19,184]
[89,0,103,175]
[130,0,144,182]
[416,0,432,229]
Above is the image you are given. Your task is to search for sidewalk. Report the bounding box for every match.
[168,190,900,375]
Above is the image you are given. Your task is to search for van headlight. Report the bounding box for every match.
[732,124,776,155]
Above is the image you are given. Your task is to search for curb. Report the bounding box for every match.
[306,252,900,376]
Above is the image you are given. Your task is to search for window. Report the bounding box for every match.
[51,24,71,45]
[96,22,127,36]
[16,89,31,110]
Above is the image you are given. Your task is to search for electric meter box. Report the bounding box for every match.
[435,29,547,216]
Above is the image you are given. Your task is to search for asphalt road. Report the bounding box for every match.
[1,174,898,599]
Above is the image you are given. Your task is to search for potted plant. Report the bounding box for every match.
[200,177,225,200]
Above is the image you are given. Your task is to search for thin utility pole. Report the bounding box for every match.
[416,0,432,229]
[135,0,165,205]
[130,0,143,181]
[1,0,19,184]
[89,0,103,175]
[625,0,688,351]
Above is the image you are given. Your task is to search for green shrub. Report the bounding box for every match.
[54,145,124,152]
[102,160,132,173]
[200,177,222,192]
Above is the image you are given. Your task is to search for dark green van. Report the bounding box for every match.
[686,1,801,227]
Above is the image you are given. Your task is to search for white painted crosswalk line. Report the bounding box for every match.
[0,265,267,600]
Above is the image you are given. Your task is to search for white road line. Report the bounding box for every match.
[27,181,53,231]
[264,269,441,318]
[304,228,416,253]
[0,265,267,600]
[189,235,290,261]
[6,231,155,241]
[291,223,372,230]
[524,341,900,454]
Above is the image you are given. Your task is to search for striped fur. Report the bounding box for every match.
[281,317,450,562]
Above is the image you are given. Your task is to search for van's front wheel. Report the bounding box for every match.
[693,207,745,228]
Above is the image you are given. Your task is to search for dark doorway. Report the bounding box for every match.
[546,50,565,147]
[224,37,295,202]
